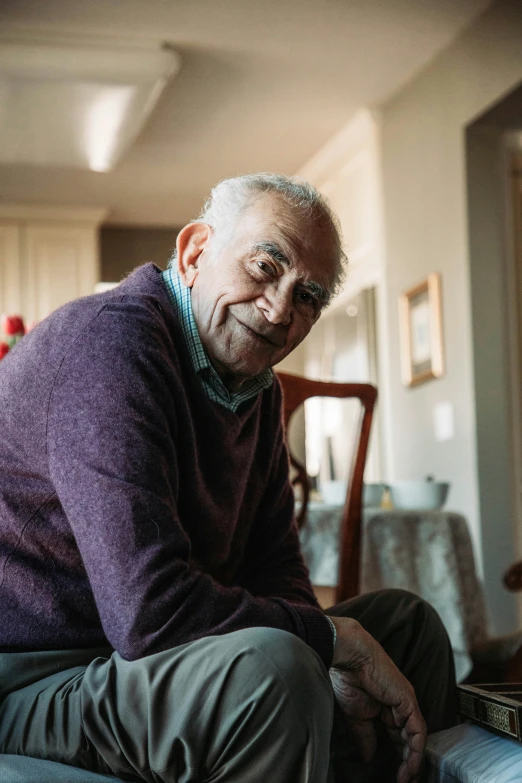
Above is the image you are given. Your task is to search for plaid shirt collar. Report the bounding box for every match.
[162,265,273,412]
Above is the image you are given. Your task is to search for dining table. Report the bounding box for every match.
[298,504,488,682]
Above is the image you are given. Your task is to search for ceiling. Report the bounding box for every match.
[0,0,491,227]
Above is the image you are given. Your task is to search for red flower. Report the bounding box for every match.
[0,342,9,360]
[24,320,38,334]
[1,315,25,336]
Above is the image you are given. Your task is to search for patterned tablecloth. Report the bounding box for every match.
[298,505,488,682]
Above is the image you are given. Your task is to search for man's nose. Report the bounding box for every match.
[259,284,293,325]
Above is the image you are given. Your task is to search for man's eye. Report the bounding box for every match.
[296,291,316,307]
[257,260,274,275]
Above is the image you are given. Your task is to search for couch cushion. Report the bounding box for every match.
[425,723,522,782]
[0,754,123,783]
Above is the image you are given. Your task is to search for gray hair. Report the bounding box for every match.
[169,172,347,300]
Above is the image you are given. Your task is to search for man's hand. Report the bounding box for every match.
[329,616,427,783]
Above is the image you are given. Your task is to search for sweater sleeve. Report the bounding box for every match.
[46,302,333,668]
[238,379,334,667]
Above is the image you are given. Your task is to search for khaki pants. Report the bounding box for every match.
[0,590,457,783]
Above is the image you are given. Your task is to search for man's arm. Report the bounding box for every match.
[239,481,319,604]
[46,302,333,665]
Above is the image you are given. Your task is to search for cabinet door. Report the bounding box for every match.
[24,224,99,322]
[0,223,22,316]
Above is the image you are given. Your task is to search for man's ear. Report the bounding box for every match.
[176,222,212,287]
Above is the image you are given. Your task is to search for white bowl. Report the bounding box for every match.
[321,480,347,505]
[363,483,386,507]
[388,480,450,510]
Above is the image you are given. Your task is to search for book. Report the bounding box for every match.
[457,683,522,741]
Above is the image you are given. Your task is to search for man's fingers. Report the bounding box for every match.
[381,706,403,750]
[397,742,424,783]
[346,719,378,763]
[396,713,427,783]
[379,696,426,783]
[329,670,381,719]
[392,696,426,738]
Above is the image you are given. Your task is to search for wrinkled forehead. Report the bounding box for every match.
[234,193,339,280]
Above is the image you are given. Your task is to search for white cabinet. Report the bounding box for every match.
[0,223,22,315]
[0,205,107,323]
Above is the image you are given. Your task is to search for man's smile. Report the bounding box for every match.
[232,314,287,348]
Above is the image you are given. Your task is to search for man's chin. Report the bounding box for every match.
[214,350,279,389]
[227,358,273,381]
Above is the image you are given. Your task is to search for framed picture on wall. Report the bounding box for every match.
[399,273,444,387]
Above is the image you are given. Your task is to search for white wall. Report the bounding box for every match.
[277,111,387,484]
[296,109,391,481]
[299,110,385,306]
[380,0,522,634]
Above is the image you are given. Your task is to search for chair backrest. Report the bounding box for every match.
[277,371,377,603]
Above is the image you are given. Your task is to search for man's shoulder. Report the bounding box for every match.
[5,264,182,396]
[46,263,177,342]
[68,263,168,317]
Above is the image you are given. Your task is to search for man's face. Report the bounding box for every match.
[178,194,338,390]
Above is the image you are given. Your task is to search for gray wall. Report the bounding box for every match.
[100,225,179,282]
[380,0,522,634]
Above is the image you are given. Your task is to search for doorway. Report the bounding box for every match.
[508,153,522,591]
[466,81,522,632]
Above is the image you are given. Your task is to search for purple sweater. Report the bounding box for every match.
[0,264,333,668]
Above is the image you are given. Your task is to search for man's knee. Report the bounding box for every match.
[371,589,454,680]
[221,626,334,719]
[366,588,447,634]
[199,629,334,779]
[333,587,451,660]
[82,630,335,780]
[385,589,449,641]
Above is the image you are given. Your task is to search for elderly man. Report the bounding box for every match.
[0,174,456,783]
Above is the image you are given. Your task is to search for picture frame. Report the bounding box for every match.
[399,273,444,387]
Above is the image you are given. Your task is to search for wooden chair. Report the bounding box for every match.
[276,372,377,604]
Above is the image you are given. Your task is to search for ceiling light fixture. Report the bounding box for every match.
[84,86,136,173]
[0,36,180,172]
